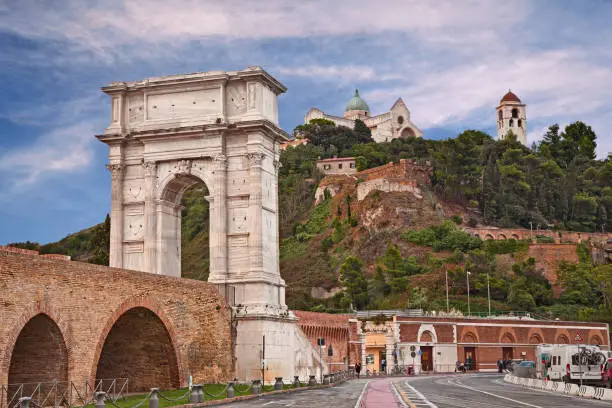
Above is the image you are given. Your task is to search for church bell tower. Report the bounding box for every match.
[497,90,527,145]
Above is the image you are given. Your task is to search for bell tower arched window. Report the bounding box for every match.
[518,119,522,127]
[511,108,518,118]
[509,119,514,127]
[498,110,503,121]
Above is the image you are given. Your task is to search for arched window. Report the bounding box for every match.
[498,110,503,121]
[518,119,522,127]
[509,119,514,127]
[511,108,518,118]
[397,115,404,125]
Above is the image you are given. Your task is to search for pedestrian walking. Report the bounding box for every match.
[355,362,362,379]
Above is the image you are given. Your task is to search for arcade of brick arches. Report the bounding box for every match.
[0,68,610,399]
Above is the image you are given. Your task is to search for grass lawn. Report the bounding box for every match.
[100,383,302,408]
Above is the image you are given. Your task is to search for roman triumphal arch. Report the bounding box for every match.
[97,66,288,311]
[97,67,323,381]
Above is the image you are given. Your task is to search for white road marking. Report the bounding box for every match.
[402,381,438,408]
[452,379,544,408]
[390,381,408,407]
[353,381,370,408]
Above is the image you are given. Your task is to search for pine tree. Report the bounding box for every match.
[339,256,369,309]
[353,119,373,143]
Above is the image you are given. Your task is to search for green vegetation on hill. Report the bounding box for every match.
[13,118,611,327]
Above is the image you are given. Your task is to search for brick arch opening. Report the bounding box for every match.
[420,330,434,343]
[557,334,569,344]
[529,333,543,344]
[8,314,68,394]
[462,331,478,343]
[590,335,603,346]
[95,307,180,391]
[485,234,494,240]
[401,127,416,138]
[500,332,516,344]
[498,234,507,240]
[511,234,520,240]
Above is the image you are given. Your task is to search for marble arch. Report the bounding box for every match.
[96,67,324,382]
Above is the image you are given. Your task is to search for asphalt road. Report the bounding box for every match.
[397,374,611,408]
[215,380,367,407]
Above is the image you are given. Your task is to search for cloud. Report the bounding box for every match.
[276,65,403,85]
[0,0,528,62]
[0,122,96,185]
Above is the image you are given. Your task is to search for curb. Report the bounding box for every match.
[169,378,350,407]
[503,374,612,401]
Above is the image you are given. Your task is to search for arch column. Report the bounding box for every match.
[107,163,124,268]
[247,152,265,274]
[209,154,228,284]
[143,161,157,274]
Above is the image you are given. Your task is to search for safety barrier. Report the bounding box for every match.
[504,374,612,401]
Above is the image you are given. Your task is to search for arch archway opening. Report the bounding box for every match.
[501,333,515,344]
[529,334,543,344]
[159,174,210,279]
[95,307,180,392]
[557,334,569,344]
[8,314,68,397]
[420,330,434,343]
[400,127,415,138]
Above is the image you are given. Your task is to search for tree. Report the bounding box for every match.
[353,119,373,142]
[90,214,111,265]
[339,256,369,309]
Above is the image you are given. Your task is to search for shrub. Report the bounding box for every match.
[450,215,463,225]
[467,217,478,228]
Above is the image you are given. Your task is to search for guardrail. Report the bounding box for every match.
[504,373,612,401]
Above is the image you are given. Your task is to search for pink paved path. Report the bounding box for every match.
[362,378,404,408]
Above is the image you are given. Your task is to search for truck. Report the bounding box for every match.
[535,344,553,379]
[547,345,607,385]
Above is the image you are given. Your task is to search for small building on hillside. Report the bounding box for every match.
[305,89,422,143]
[316,157,357,175]
[280,137,309,150]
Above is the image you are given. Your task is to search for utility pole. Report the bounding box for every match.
[466,270,471,317]
[487,273,491,316]
[261,335,265,386]
[445,268,450,313]
[529,221,533,241]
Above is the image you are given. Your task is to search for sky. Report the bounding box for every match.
[1,0,611,245]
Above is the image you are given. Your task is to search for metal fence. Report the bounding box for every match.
[2,372,355,408]
[1,379,129,408]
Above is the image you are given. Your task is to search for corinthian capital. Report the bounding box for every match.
[106,163,124,180]
[142,161,157,177]
[246,152,265,168]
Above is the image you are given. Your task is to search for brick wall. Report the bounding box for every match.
[464,228,610,245]
[0,250,233,393]
[294,311,356,371]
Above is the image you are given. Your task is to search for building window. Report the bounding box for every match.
[518,119,522,127]
[350,162,355,169]
[498,110,503,121]
[512,108,518,118]
[398,115,404,125]
[338,163,343,169]
[509,119,514,127]
[324,164,331,170]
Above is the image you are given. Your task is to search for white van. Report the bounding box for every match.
[535,344,553,379]
[548,345,607,384]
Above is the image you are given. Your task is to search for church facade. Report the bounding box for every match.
[304,89,422,143]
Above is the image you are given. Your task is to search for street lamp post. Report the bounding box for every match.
[466,270,471,317]
[445,268,450,313]
[487,273,491,316]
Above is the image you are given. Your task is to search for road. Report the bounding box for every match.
[216,374,611,407]
[397,374,611,408]
[216,380,367,407]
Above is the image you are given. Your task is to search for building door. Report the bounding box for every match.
[421,346,433,371]
[502,347,513,361]
[379,350,387,373]
[464,347,476,371]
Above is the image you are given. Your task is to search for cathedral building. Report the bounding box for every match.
[497,90,527,145]
[304,89,422,143]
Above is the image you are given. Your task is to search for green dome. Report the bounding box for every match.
[345,89,370,112]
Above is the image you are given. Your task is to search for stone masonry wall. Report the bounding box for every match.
[0,249,233,393]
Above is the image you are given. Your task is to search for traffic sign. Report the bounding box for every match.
[410,345,416,352]
[418,349,423,356]
[410,351,416,358]
[574,331,584,343]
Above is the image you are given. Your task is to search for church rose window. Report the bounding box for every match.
[397,115,404,124]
